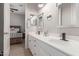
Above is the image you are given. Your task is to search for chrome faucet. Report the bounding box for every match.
[44,30,48,36]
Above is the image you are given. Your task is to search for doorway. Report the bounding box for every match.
[10,3,26,56]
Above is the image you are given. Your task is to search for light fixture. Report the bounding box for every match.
[38,3,44,8]
[19,4,23,7]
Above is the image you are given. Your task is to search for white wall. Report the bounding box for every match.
[39,3,59,34]
[10,13,25,32]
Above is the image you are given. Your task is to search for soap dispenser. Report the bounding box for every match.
[61,33,68,41]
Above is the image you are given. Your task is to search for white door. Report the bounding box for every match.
[4,3,10,56]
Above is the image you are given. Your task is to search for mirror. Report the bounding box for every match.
[37,13,44,32]
[58,3,79,27]
[27,14,38,28]
[27,13,44,33]
[38,13,43,27]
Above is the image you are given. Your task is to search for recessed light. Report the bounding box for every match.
[38,3,44,8]
[19,4,23,7]
[10,4,14,7]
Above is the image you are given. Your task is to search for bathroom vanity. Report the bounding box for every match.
[26,3,79,56]
[28,32,79,56]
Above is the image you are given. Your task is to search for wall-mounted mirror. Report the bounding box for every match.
[27,14,38,28]
[47,14,53,21]
[58,3,79,28]
[38,13,44,27]
[59,3,72,27]
[34,13,44,33]
[30,15,38,26]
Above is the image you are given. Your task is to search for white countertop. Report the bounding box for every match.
[28,32,79,56]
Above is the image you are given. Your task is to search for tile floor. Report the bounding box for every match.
[10,43,32,56]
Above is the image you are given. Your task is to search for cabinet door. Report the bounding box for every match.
[28,35,34,55]
[38,46,49,56]
[35,39,49,56]
[28,35,49,56]
[28,37,32,51]
[28,35,37,55]
[33,40,40,56]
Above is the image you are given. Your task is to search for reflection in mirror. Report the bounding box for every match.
[27,14,38,28]
[47,14,52,21]
[30,16,38,26]
[27,13,44,34]
[37,13,44,33]
[38,13,44,26]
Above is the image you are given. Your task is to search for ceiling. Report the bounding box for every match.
[10,3,46,15]
[26,3,46,10]
[26,3,41,10]
[10,3,25,15]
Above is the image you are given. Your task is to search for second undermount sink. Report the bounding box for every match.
[43,35,60,40]
[42,35,73,46]
[48,38,76,47]
[40,33,75,47]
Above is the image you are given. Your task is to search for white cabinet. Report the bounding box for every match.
[28,35,68,56]
[35,40,49,56]
[37,47,49,56]
[28,35,49,56]
[28,35,35,55]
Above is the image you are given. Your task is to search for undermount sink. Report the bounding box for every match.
[43,36,60,40]
[48,38,75,47]
[42,35,72,46]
